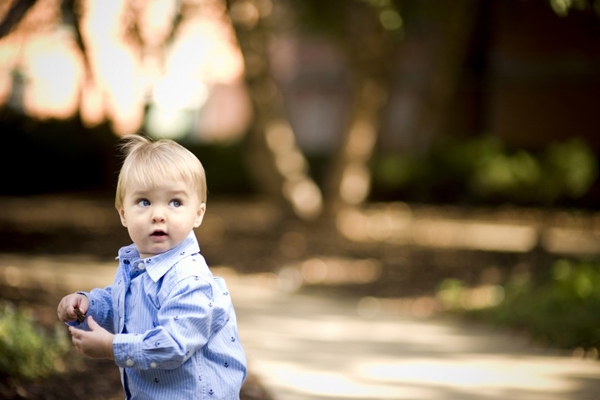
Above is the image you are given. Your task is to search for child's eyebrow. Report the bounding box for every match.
[129,189,152,197]
[128,187,191,198]
[165,190,189,197]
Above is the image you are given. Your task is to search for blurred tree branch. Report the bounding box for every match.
[0,0,36,39]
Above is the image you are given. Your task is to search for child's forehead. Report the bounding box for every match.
[125,178,196,195]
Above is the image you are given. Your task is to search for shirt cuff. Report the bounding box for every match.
[113,333,146,369]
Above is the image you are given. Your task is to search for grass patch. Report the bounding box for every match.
[439,258,600,352]
[0,301,71,380]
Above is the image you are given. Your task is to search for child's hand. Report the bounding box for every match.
[69,316,115,360]
[57,293,90,323]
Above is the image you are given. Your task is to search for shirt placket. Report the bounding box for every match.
[116,259,132,334]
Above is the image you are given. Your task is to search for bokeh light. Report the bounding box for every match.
[0,0,251,140]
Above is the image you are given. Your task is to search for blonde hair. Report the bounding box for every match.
[115,135,207,210]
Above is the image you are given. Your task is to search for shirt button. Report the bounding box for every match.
[126,358,134,367]
[150,362,157,368]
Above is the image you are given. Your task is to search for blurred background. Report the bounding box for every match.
[1,0,600,398]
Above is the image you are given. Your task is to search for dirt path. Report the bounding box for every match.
[229,272,600,400]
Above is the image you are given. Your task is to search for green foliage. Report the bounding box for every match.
[436,278,467,310]
[445,259,600,350]
[372,135,598,206]
[545,139,598,198]
[0,301,71,380]
[549,0,596,17]
[471,137,598,203]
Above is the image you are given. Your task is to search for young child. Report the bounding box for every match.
[57,134,247,399]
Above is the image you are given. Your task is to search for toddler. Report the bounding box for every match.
[57,134,247,399]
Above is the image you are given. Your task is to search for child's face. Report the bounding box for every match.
[117,179,206,259]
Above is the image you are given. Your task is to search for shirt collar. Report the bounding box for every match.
[117,231,200,282]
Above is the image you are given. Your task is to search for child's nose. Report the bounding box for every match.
[151,208,166,222]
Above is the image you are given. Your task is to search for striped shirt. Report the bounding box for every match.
[76,232,247,399]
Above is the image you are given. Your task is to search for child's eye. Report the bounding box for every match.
[169,199,182,207]
[137,199,151,207]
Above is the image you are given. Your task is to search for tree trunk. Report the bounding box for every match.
[227,0,323,220]
[323,2,394,215]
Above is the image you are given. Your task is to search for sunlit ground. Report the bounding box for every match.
[336,203,600,255]
[1,256,599,400]
[228,271,600,400]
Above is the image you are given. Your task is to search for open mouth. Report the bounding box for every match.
[151,230,167,237]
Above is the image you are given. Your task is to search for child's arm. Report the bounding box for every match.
[57,287,115,333]
[112,276,228,370]
[58,285,116,359]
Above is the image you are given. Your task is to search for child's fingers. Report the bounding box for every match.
[69,330,80,347]
[57,306,75,323]
[69,326,81,338]
[74,307,86,323]
[87,315,97,329]
[87,316,106,334]
[71,296,86,313]
[65,307,79,321]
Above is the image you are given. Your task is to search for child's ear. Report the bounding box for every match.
[194,203,206,228]
[118,208,127,227]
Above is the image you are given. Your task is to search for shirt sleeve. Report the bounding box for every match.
[112,274,228,370]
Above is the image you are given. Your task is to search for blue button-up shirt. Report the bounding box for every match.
[76,232,247,399]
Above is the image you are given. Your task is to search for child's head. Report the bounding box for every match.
[115,135,207,211]
[115,135,208,258]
